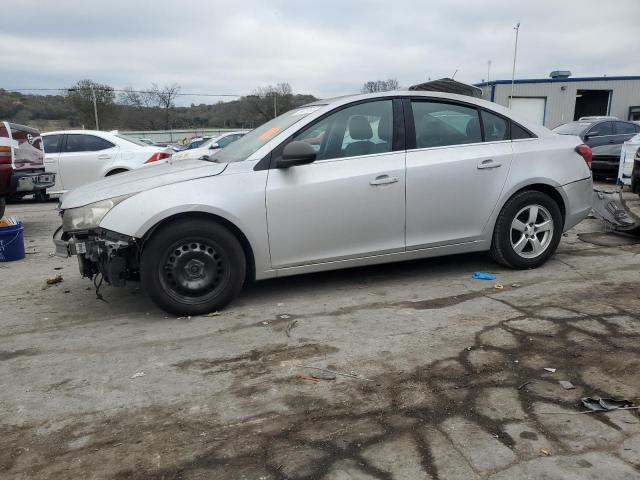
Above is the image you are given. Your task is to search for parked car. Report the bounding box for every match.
[171,132,246,161]
[631,137,640,194]
[618,133,640,187]
[137,138,157,146]
[42,130,172,194]
[0,122,55,217]
[55,91,593,315]
[553,119,640,178]
[181,137,212,151]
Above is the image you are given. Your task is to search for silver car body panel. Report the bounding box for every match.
[60,91,595,281]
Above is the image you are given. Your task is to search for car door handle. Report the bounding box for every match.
[477,159,502,169]
[97,154,111,160]
[370,175,399,186]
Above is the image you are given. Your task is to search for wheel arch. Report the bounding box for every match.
[512,183,567,222]
[105,168,129,176]
[140,211,256,282]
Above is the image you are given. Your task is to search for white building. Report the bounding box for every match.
[476,72,640,129]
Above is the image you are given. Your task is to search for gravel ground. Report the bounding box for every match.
[1,195,640,479]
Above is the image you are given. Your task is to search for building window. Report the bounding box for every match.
[629,106,640,122]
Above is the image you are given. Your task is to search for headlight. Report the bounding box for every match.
[62,194,132,231]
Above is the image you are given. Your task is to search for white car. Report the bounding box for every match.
[42,130,171,194]
[55,91,593,315]
[171,132,246,162]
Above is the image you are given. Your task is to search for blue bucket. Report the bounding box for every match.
[0,222,25,262]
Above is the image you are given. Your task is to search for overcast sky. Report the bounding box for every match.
[3,0,639,105]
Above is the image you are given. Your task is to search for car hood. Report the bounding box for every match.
[60,159,227,209]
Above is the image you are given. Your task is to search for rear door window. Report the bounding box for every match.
[43,135,63,153]
[480,110,509,142]
[412,101,482,148]
[511,123,535,139]
[64,135,115,153]
[615,122,637,135]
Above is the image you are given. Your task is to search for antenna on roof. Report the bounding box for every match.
[451,69,458,79]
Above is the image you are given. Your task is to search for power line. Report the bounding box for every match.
[3,87,243,97]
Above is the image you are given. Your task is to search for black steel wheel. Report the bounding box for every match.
[141,219,246,315]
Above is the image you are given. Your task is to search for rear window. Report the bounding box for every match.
[552,122,591,136]
[8,124,43,168]
[115,134,149,147]
[64,134,115,153]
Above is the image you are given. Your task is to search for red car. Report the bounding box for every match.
[0,122,56,217]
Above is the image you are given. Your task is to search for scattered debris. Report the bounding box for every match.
[130,372,145,379]
[205,311,222,317]
[311,370,336,381]
[54,267,62,270]
[493,283,504,290]
[299,375,320,383]
[46,275,63,285]
[296,364,373,382]
[540,449,552,456]
[511,283,521,288]
[285,319,298,337]
[559,380,575,390]
[261,321,271,326]
[63,290,70,294]
[581,397,635,412]
[518,381,533,390]
[472,272,496,280]
[279,314,291,319]
[544,368,557,373]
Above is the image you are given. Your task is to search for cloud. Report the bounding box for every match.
[3,0,638,103]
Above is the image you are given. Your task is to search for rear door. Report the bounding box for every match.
[405,99,513,248]
[43,134,64,192]
[58,134,117,191]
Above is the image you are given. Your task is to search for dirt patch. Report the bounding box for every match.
[0,348,40,361]
[578,232,640,247]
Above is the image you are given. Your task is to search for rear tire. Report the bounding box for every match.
[141,219,246,315]
[490,190,563,269]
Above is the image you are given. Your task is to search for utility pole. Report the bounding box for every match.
[509,22,520,108]
[487,60,492,99]
[273,94,277,118]
[90,85,99,130]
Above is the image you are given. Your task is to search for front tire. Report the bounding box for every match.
[141,219,246,315]
[490,190,562,269]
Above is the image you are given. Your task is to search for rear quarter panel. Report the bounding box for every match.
[485,134,592,235]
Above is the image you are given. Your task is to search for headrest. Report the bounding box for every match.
[348,115,373,140]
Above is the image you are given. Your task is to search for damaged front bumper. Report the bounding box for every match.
[54,227,139,286]
[592,188,640,236]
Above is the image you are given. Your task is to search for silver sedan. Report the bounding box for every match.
[56,91,594,315]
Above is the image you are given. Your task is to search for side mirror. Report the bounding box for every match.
[209,143,220,150]
[275,141,317,168]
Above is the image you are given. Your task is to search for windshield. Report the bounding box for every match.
[552,122,592,136]
[209,105,323,163]
[116,134,151,147]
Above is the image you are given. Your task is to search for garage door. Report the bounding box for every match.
[510,97,546,125]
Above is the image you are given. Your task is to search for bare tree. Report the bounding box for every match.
[150,83,181,129]
[245,83,295,122]
[361,79,400,93]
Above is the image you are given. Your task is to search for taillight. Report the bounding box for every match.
[144,152,170,164]
[0,146,11,165]
[575,144,592,169]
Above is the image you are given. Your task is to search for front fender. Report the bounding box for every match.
[99,170,271,275]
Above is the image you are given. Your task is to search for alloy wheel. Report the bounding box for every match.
[510,204,554,259]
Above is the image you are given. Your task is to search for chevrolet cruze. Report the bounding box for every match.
[55,91,594,315]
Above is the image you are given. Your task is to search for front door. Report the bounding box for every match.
[266,99,406,268]
[406,100,513,248]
